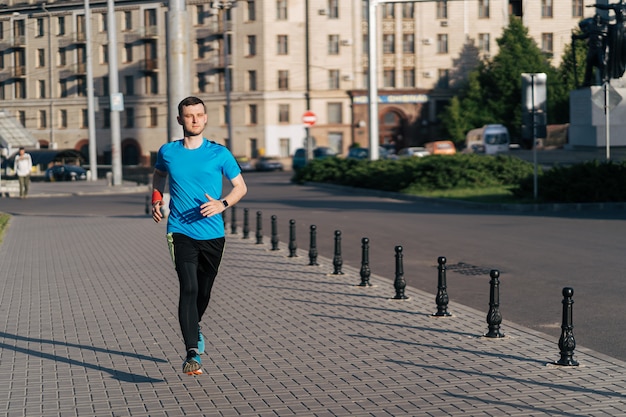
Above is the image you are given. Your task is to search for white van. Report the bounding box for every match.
[465,124,510,155]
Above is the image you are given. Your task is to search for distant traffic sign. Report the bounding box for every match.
[302,110,317,126]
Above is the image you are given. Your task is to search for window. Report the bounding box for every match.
[38,80,46,98]
[248,70,257,91]
[329,69,340,89]
[572,0,583,17]
[278,104,289,123]
[101,13,108,32]
[103,108,110,128]
[362,0,368,20]
[328,35,339,55]
[15,79,26,99]
[146,73,158,95]
[277,0,287,20]
[279,138,290,158]
[76,15,85,41]
[329,0,339,18]
[437,69,450,89]
[18,111,26,127]
[39,110,47,128]
[247,35,256,56]
[81,109,88,128]
[124,44,133,62]
[0,22,3,40]
[36,18,44,37]
[58,48,67,66]
[277,35,288,55]
[362,34,368,54]
[478,0,490,18]
[402,34,414,53]
[278,70,289,90]
[436,1,448,19]
[101,44,109,64]
[437,34,448,54]
[125,75,134,96]
[403,68,415,87]
[58,16,66,36]
[149,107,158,127]
[59,80,68,98]
[0,52,3,70]
[542,0,553,18]
[478,33,490,53]
[383,34,395,54]
[145,9,157,28]
[247,0,256,21]
[383,69,395,87]
[382,3,394,19]
[196,5,205,25]
[59,109,67,128]
[125,107,134,128]
[249,104,257,124]
[102,76,109,96]
[123,11,132,31]
[197,39,207,59]
[37,49,45,67]
[542,33,554,54]
[327,103,342,124]
[402,3,414,18]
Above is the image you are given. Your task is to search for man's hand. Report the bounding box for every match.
[152,200,164,223]
[200,194,225,217]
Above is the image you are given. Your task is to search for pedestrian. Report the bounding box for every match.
[151,96,248,375]
[14,147,32,199]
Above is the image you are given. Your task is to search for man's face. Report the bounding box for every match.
[177,103,208,137]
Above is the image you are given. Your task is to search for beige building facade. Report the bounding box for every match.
[0,0,595,166]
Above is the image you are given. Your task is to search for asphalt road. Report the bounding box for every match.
[2,168,625,363]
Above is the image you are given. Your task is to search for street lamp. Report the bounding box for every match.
[211,1,236,151]
[41,3,54,148]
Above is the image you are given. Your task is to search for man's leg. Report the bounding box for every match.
[173,234,201,352]
[196,237,225,321]
[18,176,25,198]
[23,176,30,197]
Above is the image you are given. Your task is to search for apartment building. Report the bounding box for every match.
[0,0,594,166]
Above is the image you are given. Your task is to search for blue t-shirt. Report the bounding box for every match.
[155,139,241,240]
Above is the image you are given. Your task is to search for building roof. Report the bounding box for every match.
[0,110,39,152]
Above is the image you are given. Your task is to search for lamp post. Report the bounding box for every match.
[41,3,54,148]
[211,1,235,151]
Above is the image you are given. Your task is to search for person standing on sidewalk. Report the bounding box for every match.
[14,147,32,199]
[151,96,247,375]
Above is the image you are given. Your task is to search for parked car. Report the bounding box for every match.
[397,147,431,158]
[347,147,394,160]
[424,140,457,155]
[255,157,284,172]
[44,165,88,182]
[235,156,255,172]
[312,147,338,159]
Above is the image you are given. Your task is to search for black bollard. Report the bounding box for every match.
[433,256,451,316]
[484,269,504,338]
[392,246,408,299]
[288,219,297,257]
[332,230,344,275]
[243,208,250,239]
[145,195,149,215]
[271,215,279,250]
[555,287,579,366]
[308,225,319,266]
[255,211,263,244]
[358,237,372,287]
[230,205,237,234]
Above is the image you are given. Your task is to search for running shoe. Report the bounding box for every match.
[198,327,205,355]
[182,350,203,375]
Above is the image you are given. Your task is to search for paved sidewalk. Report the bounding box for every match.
[1,189,626,416]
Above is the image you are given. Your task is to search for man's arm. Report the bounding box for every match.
[200,173,248,218]
[152,168,167,223]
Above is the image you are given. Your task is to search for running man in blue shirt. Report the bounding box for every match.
[152,96,248,375]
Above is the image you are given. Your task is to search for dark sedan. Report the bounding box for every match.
[255,157,284,172]
[44,165,88,182]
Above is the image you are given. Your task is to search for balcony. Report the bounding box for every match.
[57,32,87,48]
[141,58,158,72]
[123,26,159,44]
[12,65,26,77]
[58,62,86,79]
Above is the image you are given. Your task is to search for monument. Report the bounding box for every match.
[569,1,626,148]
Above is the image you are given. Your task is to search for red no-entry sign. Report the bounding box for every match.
[302,110,317,126]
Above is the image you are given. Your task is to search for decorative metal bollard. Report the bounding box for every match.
[145,195,150,215]
[271,215,279,250]
[243,208,250,239]
[555,287,579,366]
[255,211,263,244]
[308,225,319,266]
[358,237,372,287]
[332,230,344,275]
[230,205,237,234]
[433,256,451,317]
[392,246,408,300]
[288,219,297,257]
[484,269,504,338]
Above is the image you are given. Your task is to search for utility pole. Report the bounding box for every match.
[167,0,191,142]
[211,1,235,150]
[107,0,122,185]
[85,0,98,180]
[41,3,54,148]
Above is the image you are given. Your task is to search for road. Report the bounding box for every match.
[2,169,625,362]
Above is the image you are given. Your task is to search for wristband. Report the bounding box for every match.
[152,190,163,205]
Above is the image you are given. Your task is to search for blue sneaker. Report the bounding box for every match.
[182,350,202,375]
[198,327,205,355]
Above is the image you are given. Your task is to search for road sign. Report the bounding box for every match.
[302,110,317,126]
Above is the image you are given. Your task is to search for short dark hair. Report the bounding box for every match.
[18,147,25,151]
[178,96,206,116]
